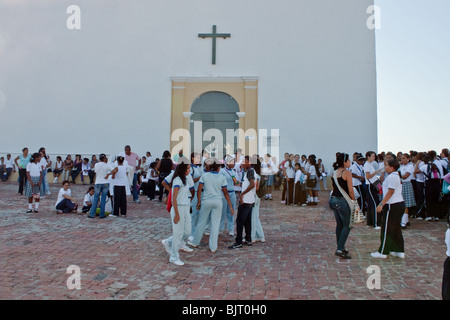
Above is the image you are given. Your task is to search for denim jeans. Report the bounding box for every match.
[220,191,236,234]
[132,173,139,201]
[251,196,265,241]
[329,196,351,251]
[89,183,110,218]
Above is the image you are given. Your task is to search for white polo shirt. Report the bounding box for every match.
[351,163,364,187]
[172,176,195,205]
[26,162,42,177]
[400,162,414,183]
[241,168,256,204]
[364,161,378,184]
[93,162,112,184]
[382,172,403,204]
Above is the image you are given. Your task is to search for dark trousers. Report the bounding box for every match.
[18,168,27,194]
[235,203,253,245]
[148,180,156,200]
[1,168,12,181]
[88,171,96,184]
[158,173,170,201]
[355,184,369,214]
[367,183,381,227]
[294,182,306,205]
[56,198,76,213]
[71,168,81,183]
[413,181,425,218]
[285,179,294,205]
[425,179,441,218]
[281,178,287,201]
[113,185,127,216]
[378,202,405,255]
[443,256,450,300]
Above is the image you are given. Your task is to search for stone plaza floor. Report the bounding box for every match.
[0,181,447,300]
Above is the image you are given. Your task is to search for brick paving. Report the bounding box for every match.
[0,181,447,300]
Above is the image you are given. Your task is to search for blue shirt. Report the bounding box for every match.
[220,167,236,192]
[199,171,227,201]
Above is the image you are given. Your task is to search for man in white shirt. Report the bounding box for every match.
[351,154,368,215]
[3,154,15,181]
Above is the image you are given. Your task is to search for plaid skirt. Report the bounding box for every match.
[24,176,44,198]
[402,180,416,208]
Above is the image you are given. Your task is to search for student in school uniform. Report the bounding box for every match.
[88,153,112,219]
[161,160,195,266]
[38,147,52,197]
[283,155,295,205]
[188,152,203,240]
[262,154,274,200]
[294,163,306,206]
[399,153,417,229]
[413,152,426,219]
[146,162,159,201]
[109,156,128,218]
[82,186,95,213]
[279,153,290,204]
[420,153,444,221]
[55,181,79,214]
[371,158,405,259]
[364,151,383,229]
[304,156,321,206]
[229,156,256,249]
[351,154,369,217]
[188,158,235,253]
[24,153,44,213]
[53,156,63,183]
[220,155,237,237]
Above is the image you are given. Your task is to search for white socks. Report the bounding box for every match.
[401,213,409,226]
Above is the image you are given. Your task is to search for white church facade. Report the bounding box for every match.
[0,0,378,168]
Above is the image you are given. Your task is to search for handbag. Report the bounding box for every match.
[443,179,450,195]
[306,176,317,188]
[166,190,172,213]
[333,171,363,226]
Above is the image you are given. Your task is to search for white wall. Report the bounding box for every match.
[0,0,377,170]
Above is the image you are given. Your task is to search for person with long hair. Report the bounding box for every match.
[71,154,83,184]
[109,156,128,218]
[419,152,444,221]
[364,151,382,229]
[329,153,355,259]
[14,147,31,195]
[399,153,416,229]
[189,158,235,252]
[38,147,52,197]
[24,153,44,213]
[162,159,195,266]
[304,156,322,206]
[189,152,203,240]
[371,158,405,259]
[413,152,426,219]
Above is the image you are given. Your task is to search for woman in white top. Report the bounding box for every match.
[364,151,382,229]
[110,156,128,217]
[55,181,78,214]
[251,157,265,243]
[24,153,43,213]
[371,158,405,259]
[38,148,52,196]
[399,153,416,229]
[303,156,321,206]
[413,152,426,219]
[53,156,63,183]
[162,160,195,266]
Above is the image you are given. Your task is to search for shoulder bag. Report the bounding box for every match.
[333,171,363,226]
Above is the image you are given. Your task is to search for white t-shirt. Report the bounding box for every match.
[147,168,159,181]
[364,162,378,184]
[55,188,71,207]
[199,172,227,201]
[284,161,295,179]
[351,163,364,187]
[420,161,443,180]
[55,160,63,170]
[83,193,94,206]
[400,163,414,183]
[294,170,302,184]
[93,162,112,184]
[39,158,48,172]
[4,158,14,169]
[26,162,42,177]
[308,165,319,178]
[382,172,403,204]
[241,168,256,204]
[113,165,128,187]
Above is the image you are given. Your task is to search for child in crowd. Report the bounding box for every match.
[81,158,91,185]
[55,181,79,214]
[82,186,95,213]
[147,162,159,200]
[53,156,63,183]
[294,162,306,206]
[109,156,128,217]
[24,153,44,213]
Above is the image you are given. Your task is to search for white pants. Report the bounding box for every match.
[192,199,223,252]
[251,196,265,241]
[168,204,191,262]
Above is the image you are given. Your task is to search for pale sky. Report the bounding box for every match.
[375,0,450,153]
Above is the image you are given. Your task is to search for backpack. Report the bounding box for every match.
[426,163,441,180]
[256,175,266,199]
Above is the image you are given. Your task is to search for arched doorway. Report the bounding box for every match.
[190,91,239,158]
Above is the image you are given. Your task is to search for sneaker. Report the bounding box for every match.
[187,241,198,248]
[204,231,210,236]
[169,259,184,266]
[434,217,439,221]
[26,209,32,213]
[415,217,423,220]
[34,210,39,213]
[134,200,141,204]
[264,196,269,200]
[390,252,405,258]
[162,239,171,254]
[269,197,273,201]
[281,200,285,204]
[229,232,234,237]
[188,235,194,242]
[246,242,252,247]
[181,243,193,253]
[110,214,118,218]
[371,252,387,259]
[425,217,433,221]
[374,226,381,230]
[228,243,243,249]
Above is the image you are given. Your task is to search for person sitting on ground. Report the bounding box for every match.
[55,180,79,214]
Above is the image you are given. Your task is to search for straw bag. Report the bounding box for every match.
[333,171,363,226]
